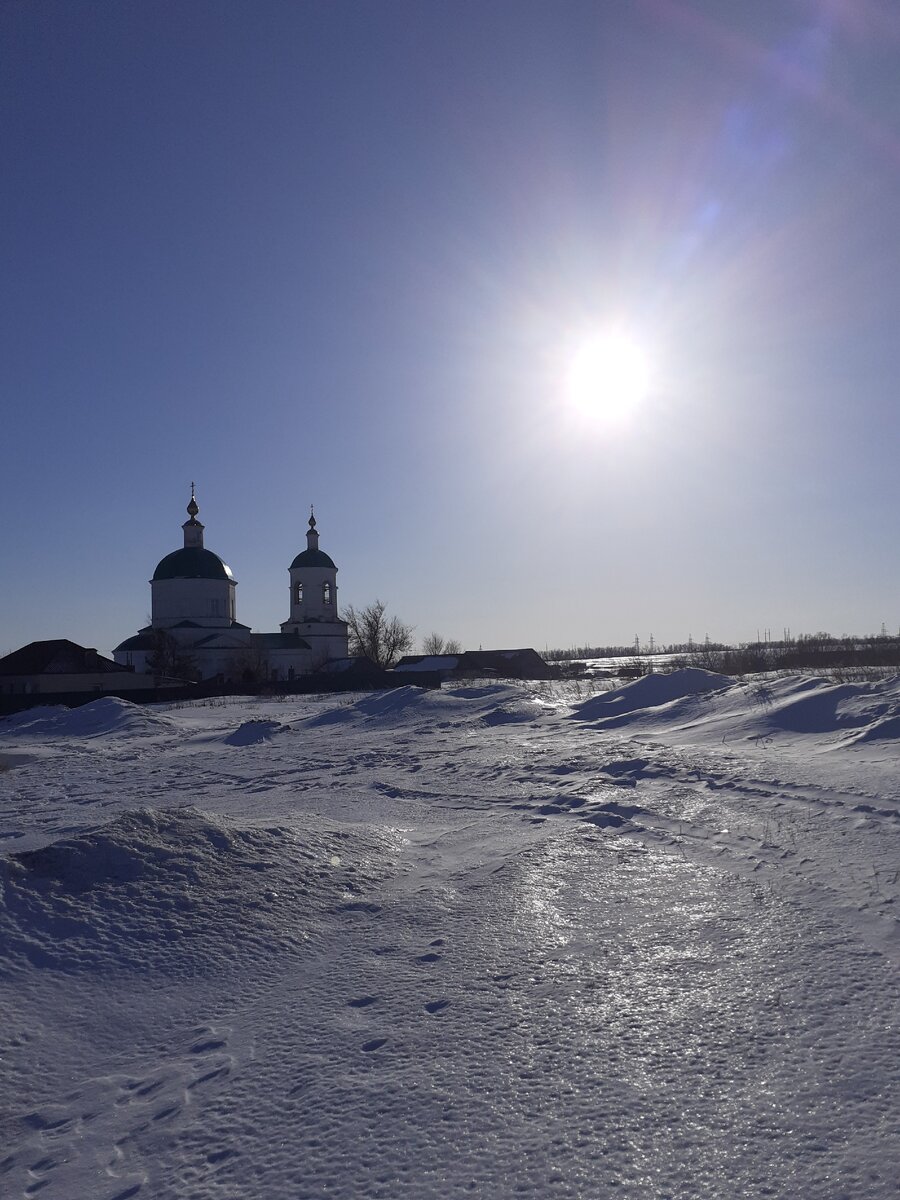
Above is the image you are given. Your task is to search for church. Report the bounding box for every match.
[113,489,349,682]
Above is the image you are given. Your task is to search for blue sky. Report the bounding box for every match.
[3,0,900,656]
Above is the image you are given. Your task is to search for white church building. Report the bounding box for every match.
[114,490,349,682]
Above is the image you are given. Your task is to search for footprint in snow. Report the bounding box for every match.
[190,1038,226,1054]
[206,1148,238,1165]
[152,1104,181,1122]
[133,1079,164,1099]
[27,1156,57,1176]
[108,1185,143,1200]
[187,1063,231,1091]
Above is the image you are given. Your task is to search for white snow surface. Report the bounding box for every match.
[1,676,899,1199]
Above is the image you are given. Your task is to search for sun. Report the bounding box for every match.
[565,330,650,422]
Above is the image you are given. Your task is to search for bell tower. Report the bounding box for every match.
[280,509,349,664]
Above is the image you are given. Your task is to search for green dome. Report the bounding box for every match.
[290,548,336,570]
[152,547,234,582]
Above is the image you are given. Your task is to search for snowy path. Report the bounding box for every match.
[2,675,899,1198]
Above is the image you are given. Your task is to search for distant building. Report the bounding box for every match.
[113,490,349,682]
[0,639,146,695]
[394,648,555,681]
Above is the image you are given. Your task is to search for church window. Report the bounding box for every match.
[294,582,303,604]
[323,582,332,605]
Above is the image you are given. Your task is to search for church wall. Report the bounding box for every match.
[152,578,237,627]
[263,646,315,681]
[290,629,349,668]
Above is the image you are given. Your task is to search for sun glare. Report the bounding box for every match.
[566,330,650,422]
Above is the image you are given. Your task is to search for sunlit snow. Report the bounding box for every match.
[2,674,899,1198]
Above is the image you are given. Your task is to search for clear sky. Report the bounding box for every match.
[3,0,900,657]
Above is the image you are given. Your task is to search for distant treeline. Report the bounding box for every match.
[545,638,728,661]
[547,632,900,674]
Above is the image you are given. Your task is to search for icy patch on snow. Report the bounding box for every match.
[0,697,175,739]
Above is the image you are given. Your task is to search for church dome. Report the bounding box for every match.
[290,510,336,569]
[152,547,234,581]
[290,547,336,570]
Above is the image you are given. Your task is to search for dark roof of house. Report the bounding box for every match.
[462,649,549,665]
[0,640,129,676]
[394,648,554,680]
[289,548,337,570]
[152,547,234,582]
[394,655,460,672]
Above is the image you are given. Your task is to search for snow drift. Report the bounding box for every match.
[0,696,176,739]
[307,684,548,731]
[570,668,732,725]
[1,807,389,975]
[568,670,900,749]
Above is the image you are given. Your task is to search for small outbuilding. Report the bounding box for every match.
[394,648,555,681]
[0,639,146,695]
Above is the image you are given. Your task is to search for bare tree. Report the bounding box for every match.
[146,629,199,682]
[422,633,462,655]
[224,643,269,684]
[343,600,414,668]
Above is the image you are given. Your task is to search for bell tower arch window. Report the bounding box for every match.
[294,582,303,604]
[323,582,332,605]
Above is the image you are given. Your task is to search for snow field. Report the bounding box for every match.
[1,676,899,1198]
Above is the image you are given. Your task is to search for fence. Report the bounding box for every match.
[0,671,443,718]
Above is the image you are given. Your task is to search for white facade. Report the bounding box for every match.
[151,578,237,627]
[279,513,350,667]
[114,492,348,683]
